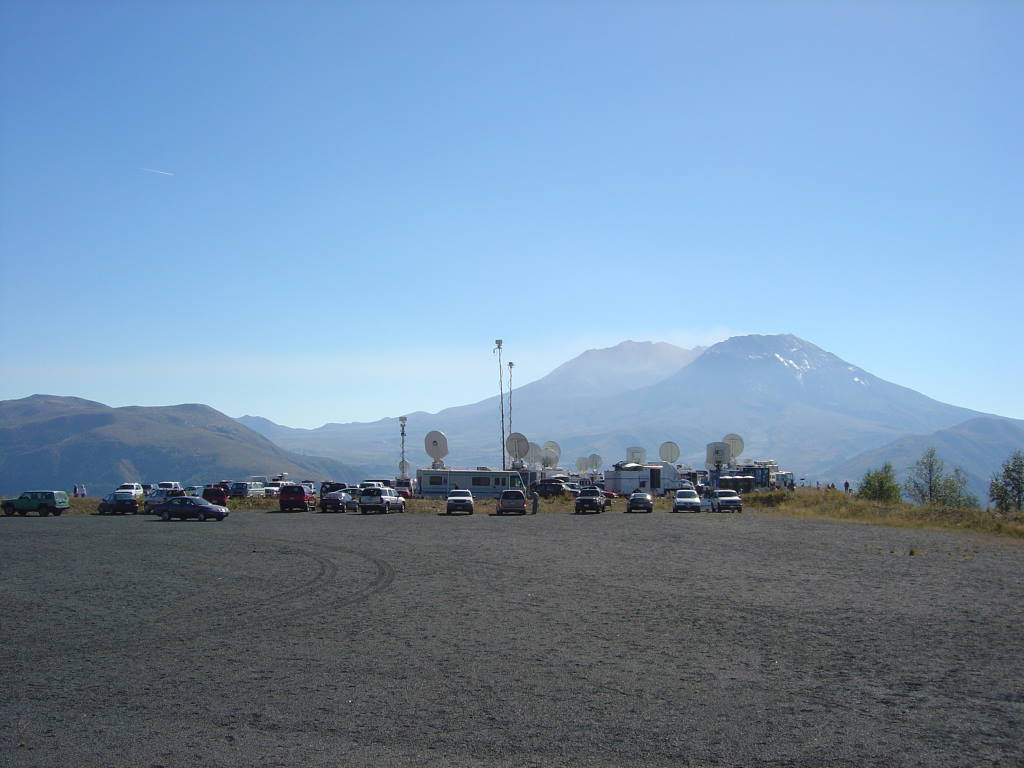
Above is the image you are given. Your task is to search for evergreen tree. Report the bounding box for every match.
[989,450,1024,512]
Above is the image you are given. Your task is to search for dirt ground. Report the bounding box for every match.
[2,508,1021,767]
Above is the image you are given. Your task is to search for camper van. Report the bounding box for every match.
[415,469,525,499]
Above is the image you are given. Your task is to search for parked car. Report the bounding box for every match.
[710,489,743,513]
[262,481,286,498]
[496,489,527,515]
[574,488,610,514]
[151,496,229,522]
[671,489,702,513]
[141,483,155,496]
[185,486,205,497]
[358,487,405,514]
[445,489,474,514]
[98,491,140,515]
[320,490,357,513]
[533,481,567,498]
[229,481,265,499]
[144,488,186,513]
[202,486,229,506]
[157,481,182,491]
[319,481,348,498]
[279,484,316,512]
[2,490,70,517]
[116,482,145,498]
[626,492,654,513]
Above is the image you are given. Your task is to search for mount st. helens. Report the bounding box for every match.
[238,334,1013,484]
[0,395,364,495]
[4,335,1016,494]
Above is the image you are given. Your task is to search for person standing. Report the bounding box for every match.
[531,490,540,515]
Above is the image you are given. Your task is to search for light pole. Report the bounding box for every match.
[494,339,506,471]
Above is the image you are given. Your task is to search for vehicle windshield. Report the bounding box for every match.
[580,489,601,496]
[449,490,472,498]
[676,490,697,498]
[361,488,382,497]
[716,490,739,497]
[501,491,524,499]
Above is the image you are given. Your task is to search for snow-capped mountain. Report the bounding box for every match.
[237,334,1000,479]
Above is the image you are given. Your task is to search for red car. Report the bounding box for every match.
[279,484,315,512]
[202,486,229,506]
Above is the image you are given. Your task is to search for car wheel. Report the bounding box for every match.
[161,510,171,521]
[214,515,224,521]
[52,509,62,516]
[2,505,13,516]
[38,506,50,517]
[196,511,206,522]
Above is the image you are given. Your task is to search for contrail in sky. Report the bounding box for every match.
[142,168,174,176]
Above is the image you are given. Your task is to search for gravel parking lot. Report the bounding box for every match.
[2,509,1021,767]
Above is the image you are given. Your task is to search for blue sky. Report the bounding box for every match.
[2,1,1021,428]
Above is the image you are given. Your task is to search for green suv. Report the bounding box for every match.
[2,490,70,517]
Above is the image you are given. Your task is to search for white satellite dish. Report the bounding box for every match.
[626,446,646,465]
[425,430,449,469]
[706,441,731,469]
[506,432,529,460]
[659,441,680,464]
[542,441,561,464]
[588,453,602,471]
[398,459,411,475]
[540,447,559,469]
[526,442,542,466]
[723,433,745,462]
[575,457,587,473]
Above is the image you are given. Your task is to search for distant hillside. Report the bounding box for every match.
[236,334,1000,479]
[0,395,365,495]
[237,340,705,468]
[823,417,1024,501]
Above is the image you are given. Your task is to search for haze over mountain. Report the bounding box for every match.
[237,334,1014,483]
[0,395,364,495]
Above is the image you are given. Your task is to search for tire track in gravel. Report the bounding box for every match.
[50,537,396,654]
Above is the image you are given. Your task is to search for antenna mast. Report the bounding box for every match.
[507,361,514,438]
[399,416,407,479]
[494,339,506,471]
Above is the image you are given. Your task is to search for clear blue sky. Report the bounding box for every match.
[2,1,1021,428]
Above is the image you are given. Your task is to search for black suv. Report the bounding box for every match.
[533,481,566,498]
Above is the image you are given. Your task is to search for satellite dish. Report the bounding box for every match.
[575,457,588,473]
[526,442,542,466]
[540,447,559,468]
[398,459,411,475]
[626,446,646,465]
[506,432,529,460]
[424,431,449,468]
[588,453,602,471]
[659,441,680,464]
[723,433,745,462]
[542,441,561,464]
[706,441,731,468]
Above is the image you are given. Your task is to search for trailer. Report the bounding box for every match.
[415,468,526,499]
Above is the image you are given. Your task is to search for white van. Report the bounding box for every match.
[229,481,265,498]
[157,481,182,490]
[116,482,144,498]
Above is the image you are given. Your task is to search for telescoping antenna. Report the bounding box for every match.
[399,416,408,480]
[507,361,514,438]
[494,339,506,470]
